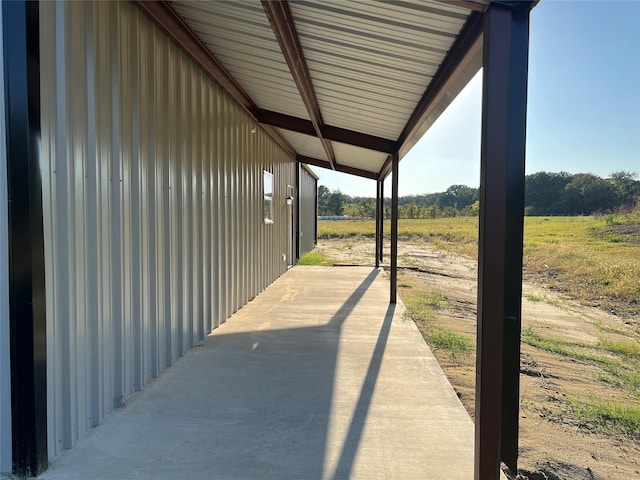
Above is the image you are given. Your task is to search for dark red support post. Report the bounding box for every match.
[379,180,384,264]
[390,154,399,304]
[475,2,531,479]
[375,180,381,268]
[378,179,384,263]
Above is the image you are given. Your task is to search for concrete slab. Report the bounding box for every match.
[39,266,475,479]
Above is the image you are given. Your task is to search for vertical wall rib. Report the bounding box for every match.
[39,0,300,459]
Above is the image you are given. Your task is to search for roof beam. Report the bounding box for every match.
[297,156,378,180]
[258,110,397,154]
[262,0,337,170]
[134,0,297,159]
[397,10,484,159]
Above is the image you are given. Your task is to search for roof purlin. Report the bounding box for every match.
[261,0,337,170]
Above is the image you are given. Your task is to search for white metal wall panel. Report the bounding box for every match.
[40,0,296,459]
[299,165,318,255]
[0,4,12,472]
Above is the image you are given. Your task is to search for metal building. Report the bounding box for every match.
[298,164,319,256]
[2,1,535,479]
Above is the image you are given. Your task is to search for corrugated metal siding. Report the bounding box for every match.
[298,165,318,255]
[40,0,297,459]
[0,4,12,471]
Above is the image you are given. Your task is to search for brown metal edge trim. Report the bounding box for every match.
[378,155,393,180]
[300,162,320,180]
[397,10,483,152]
[297,155,378,180]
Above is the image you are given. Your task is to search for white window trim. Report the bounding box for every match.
[263,170,273,224]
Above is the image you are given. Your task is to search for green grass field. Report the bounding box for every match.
[318,214,640,317]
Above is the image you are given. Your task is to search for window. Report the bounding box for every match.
[263,170,273,223]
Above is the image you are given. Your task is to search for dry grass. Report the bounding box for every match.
[319,215,640,319]
[524,216,639,317]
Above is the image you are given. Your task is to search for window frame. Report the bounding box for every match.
[263,170,274,224]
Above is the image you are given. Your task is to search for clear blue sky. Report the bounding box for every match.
[315,0,640,197]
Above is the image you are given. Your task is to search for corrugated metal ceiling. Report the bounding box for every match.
[278,129,328,162]
[170,0,486,179]
[332,143,388,173]
[291,0,468,139]
[173,1,309,120]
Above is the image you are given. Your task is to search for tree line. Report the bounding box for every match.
[318,171,639,218]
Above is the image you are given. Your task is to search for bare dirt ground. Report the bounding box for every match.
[315,237,640,480]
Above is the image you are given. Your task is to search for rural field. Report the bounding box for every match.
[306,213,640,480]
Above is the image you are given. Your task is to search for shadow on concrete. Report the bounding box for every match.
[329,303,394,479]
[41,266,474,480]
[185,268,388,479]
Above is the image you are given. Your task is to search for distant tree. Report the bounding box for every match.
[525,171,573,215]
[562,173,618,214]
[609,171,638,208]
[328,189,345,216]
[317,185,332,216]
[440,185,478,210]
[406,203,420,218]
[342,203,360,217]
[424,205,440,219]
[319,172,633,219]
[359,198,376,219]
[465,200,480,216]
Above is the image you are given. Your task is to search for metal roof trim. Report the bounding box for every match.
[141,1,495,178]
[297,155,378,180]
[300,162,320,181]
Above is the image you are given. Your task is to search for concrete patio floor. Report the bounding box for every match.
[39,266,474,479]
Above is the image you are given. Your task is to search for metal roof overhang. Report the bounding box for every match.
[135,0,491,181]
[133,3,537,478]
